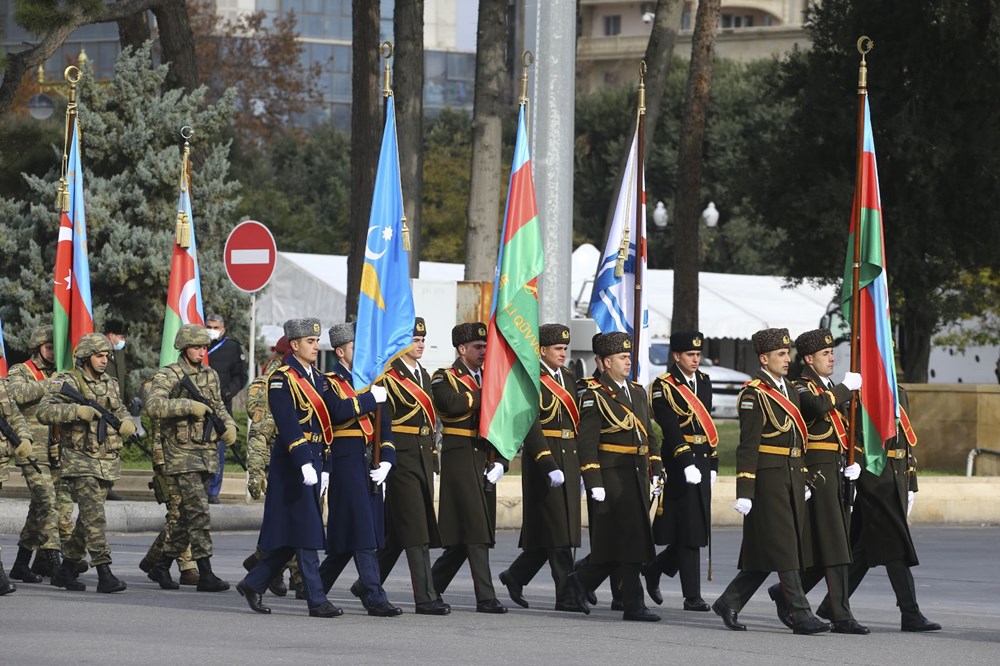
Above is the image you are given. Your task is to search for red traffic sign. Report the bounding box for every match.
[224,220,277,293]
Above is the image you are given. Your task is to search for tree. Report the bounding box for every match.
[422,109,473,263]
[393,0,425,273]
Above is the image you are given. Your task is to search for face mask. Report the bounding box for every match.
[113,339,126,351]
[207,329,221,341]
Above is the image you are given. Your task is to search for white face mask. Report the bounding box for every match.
[207,329,221,341]
[113,339,126,351]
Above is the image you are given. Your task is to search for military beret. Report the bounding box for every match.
[752,327,792,355]
[595,331,632,358]
[272,336,290,355]
[104,317,129,335]
[539,323,570,347]
[795,328,835,358]
[414,317,427,337]
[452,322,487,348]
[283,317,322,341]
[670,330,704,354]
[591,333,606,354]
[328,322,356,349]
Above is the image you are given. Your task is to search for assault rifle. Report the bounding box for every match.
[0,416,42,474]
[178,375,247,471]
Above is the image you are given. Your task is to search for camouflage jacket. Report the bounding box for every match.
[246,372,277,477]
[36,369,126,481]
[6,355,56,464]
[145,360,235,475]
[1,379,33,481]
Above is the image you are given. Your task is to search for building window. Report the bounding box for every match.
[604,15,621,36]
[681,11,691,31]
[721,14,754,29]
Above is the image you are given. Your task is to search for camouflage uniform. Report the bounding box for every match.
[144,324,236,592]
[5,326,63,581]
[1,377,34,595]
[36,333,130,593]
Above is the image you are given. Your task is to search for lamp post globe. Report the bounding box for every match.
[701,201,719,228]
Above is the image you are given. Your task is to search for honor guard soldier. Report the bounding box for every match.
[644,330,717,612]
[500,323,584,613]
[237,318,344,617]
[37,333,135,593]
[712,328,829,634]
[350,317,451,615]
[430,322,509,614]
[765,329,869,634]
[318,323,402,617]
[816,385,941,632]
[0,372,34,595]
[144,324,238,593]
[5,325,63,582]
[570,332,662,622]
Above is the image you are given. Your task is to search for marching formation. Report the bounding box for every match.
[0,317,940,635]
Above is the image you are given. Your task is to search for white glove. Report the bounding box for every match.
[805,487,813,502]
[710,470,718,487]
[651,477,664,499]
[733,498,752,515]
[580,476,586,499]
[370,385,388,403]
[590,487,606,502]
[842,372,862,391]
[370,461,392,486]
[320,471,330,495]
[683,464,702,485]
[547,469,565,487]
[843,463,861,481]
[434,472,438,487]
[485,462,505,484]
[301,463,318,486]
[907,490,914,517]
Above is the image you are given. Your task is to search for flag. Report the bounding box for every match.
[841,97,898,476]
[479,105,545,459]
[0,314,8,377]
[53,117,95,372]
[159,159,206,366]
[353,96,415,389]
[589,123,649,385]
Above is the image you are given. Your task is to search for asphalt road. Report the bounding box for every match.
[2,525,998,664]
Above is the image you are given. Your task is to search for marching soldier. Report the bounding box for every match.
[643,331,717,612]
[570,332,662,622]
[712,328,829,634]
[144,324,237,593]
[816,385,941,632]
[350,317,451,615]
[430,322,509,614]
[765,328,868,633]
[499,323,584,612]
[0,374,35,595]
[5,325,63,582]
[37,333,134,593]
[317,323,402,617]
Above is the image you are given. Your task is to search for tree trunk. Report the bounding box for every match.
[394,0,425,275]
[464,0,508,281]
[671,0,720,331]
[347,0,382,319]
[117,10,151,52]
[151,0,199,92]
[901,301,933,383]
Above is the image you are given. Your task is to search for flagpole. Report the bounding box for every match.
[846,36,873,508]
[631,62,647,381]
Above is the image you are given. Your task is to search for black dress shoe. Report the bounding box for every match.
[610,599,624,611]
[236,581,271,614]
[106,489,125,501]
[349,579,371,610]
[207,495,220,505]
[792,616,832,635]
[565,572,591,616]
[555,600,587,613]
[640,562,663,605]
[309,601,343,617]
[368,602,403,617]
[901,612,941,632]
[767,585,794,629]
[815,603,831,621]
[683,596,711,612]
[831,618,871,635]
[499,569,529,608]
[573,559,598,606]
[268,573,288,597]
[476,598,509,614]
[415,599,451,615]
[712,599,746,631]
[623,608,661,622]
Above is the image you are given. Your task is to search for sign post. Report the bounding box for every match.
[224,220,277,387]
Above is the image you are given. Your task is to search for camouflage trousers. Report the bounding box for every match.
[17,463,61,551]
[63,475,113,565]
[164,471,213,560]
[254,546,303,589]
[56,473,75,546]
[144,472,196,571]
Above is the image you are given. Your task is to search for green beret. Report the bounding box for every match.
[752,327,792,355]
[539,323,570,347]
[795,328,835,358]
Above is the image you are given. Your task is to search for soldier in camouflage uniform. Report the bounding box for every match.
[144,324,238,592]
[37,333,133,593]
[5,325,63,582]
[1,375,35,595]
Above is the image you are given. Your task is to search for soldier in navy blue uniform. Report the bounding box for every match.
[317,323,402,617]
[236,318,346,617]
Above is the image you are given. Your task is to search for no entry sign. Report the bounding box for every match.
[224,220,276,293]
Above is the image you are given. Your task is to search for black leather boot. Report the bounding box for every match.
[52,559,86,591]
[9,546,43,583]
[0,560,16,595]
[96,563,127,593]
[148,555,179,590]
[43,549,62,577]
[196,557,230,592]
[31,548,56,577]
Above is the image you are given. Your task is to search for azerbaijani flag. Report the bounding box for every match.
[479,105,544,460]
[841,97,898,476]
[0,314,8,377]
[53,116,95,372]
[353,95,415,388]
[159,157,205,366]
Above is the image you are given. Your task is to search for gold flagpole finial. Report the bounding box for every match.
[638,61,647,115]
[56,66,83,213]
[176,126,194,248]
[856,36,873,93]
[519,50,534,106]
[381,41,394,97]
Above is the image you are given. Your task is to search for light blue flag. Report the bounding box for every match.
[353,96,415,388]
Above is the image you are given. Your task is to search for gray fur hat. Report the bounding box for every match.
[284,318,322,341]
[328,322,356,349]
